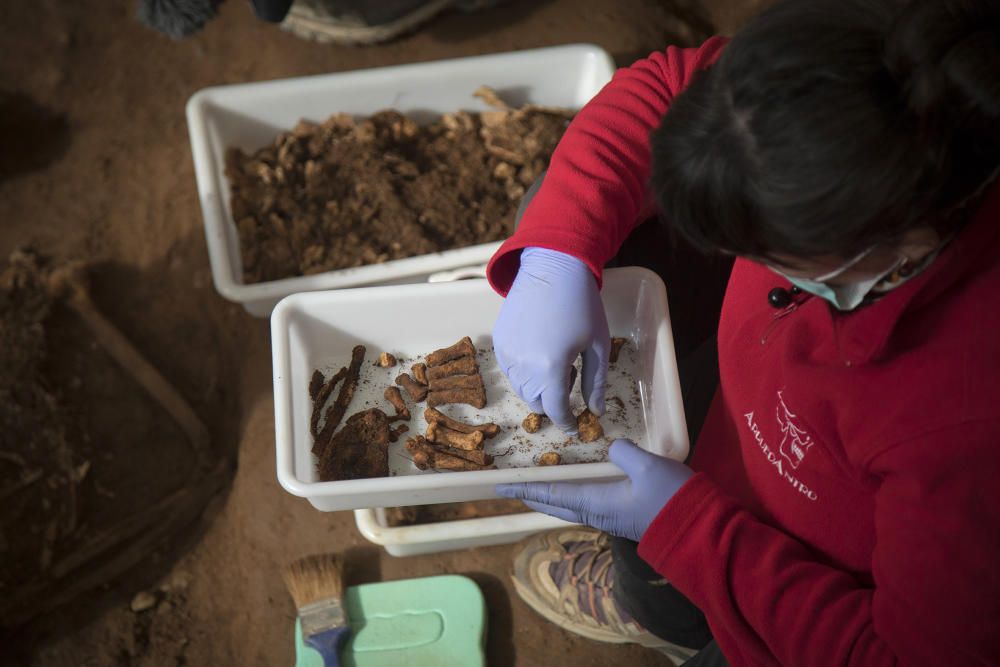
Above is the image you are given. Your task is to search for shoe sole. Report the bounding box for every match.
[511,575,698,665]
[510,533,696,663]
[281,0,454,44]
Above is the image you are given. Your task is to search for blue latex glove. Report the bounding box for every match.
[493,247,611,433]
[496,439,694,542]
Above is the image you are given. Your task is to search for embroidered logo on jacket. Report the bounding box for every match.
[743,391,818,501]
[776,391,813,470]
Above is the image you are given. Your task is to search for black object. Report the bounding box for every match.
[768,287,792,309]
[0,91,71,185]
[251,0,293,22]
[138,0,223,38]
[767,285,802,308]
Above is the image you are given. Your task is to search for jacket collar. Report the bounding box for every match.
[829,180,1000,366]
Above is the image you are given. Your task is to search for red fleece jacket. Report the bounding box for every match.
[487,38,1000,665]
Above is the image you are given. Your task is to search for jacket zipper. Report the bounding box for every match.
[760,294,811,345]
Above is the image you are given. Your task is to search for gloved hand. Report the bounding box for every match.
[493,247,610,434]
[496,439,693,542]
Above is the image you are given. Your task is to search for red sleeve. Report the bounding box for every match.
[638,421,1000,666]
[486,36,728,296]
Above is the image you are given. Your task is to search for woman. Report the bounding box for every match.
[490,0,1000,664]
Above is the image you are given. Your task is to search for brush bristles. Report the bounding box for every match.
[283,553,344,610]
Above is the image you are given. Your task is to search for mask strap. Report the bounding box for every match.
[812,245,876,283]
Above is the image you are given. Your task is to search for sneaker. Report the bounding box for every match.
[511,528,697,663]
[281,0,480,45]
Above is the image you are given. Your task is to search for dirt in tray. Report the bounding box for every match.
[225,87,573,283]
[384,499,528,527]
[318,408,391,481]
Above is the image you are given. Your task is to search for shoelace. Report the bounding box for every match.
[554,535,633,627]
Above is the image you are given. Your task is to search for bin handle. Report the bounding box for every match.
[427,265,488,283]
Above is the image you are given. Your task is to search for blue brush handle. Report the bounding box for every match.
[304,626,351,667]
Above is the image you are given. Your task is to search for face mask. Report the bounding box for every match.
[774,247,906,311]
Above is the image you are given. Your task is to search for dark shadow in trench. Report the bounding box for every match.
[0,91,72,185]
[4,230,266,661]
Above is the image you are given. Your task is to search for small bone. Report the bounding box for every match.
[406,436,493,471]
[435,445,494,466]
[522,413,544,434]
[377,352,397,368]
[432,451,496,471]
[427,356,477,380]
[395,373,428,402]
[424,407,499,438]
[426,422,484,451]
[412,449,431,470]
[610,338,628,364]
[426,336,476,367]
[473,85,510,110]
[383,386,410,420]
[538,452,562,466]
[389,424,409,443]
[576,408,604,443]
[427,386,487,409]
[405,436,428,454]
[406,436,439,470]
[411,362,428,385]
[428,374,483,391]
[405,436,434,464]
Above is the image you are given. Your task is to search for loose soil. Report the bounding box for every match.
[385,499,528,526]
[227,92,572,282]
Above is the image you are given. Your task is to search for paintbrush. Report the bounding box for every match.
[284,554,351,667]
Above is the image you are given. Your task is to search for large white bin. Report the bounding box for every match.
[186,44,616,316]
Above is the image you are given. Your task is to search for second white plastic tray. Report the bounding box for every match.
[186,44,616,316]
[272,267,689,512]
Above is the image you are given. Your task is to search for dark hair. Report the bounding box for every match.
[651,0,1000,261]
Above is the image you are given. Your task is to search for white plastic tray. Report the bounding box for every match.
[272,267,689,512]
[353,508,571,557]
[186,44,616,316]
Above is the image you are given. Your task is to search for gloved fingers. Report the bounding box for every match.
[522,499,583,525]
[496,481,591,515]
[581,338,610,416]
[504,365,544,414]
[495,483,531,500]
[608,438,658,476]
[493,342,512,378]
[523,396,545,415]
[541,383,577,434]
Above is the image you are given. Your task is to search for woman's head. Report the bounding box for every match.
[651,0,1000,279]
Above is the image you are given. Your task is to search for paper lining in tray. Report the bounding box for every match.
[311,341,643,475]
